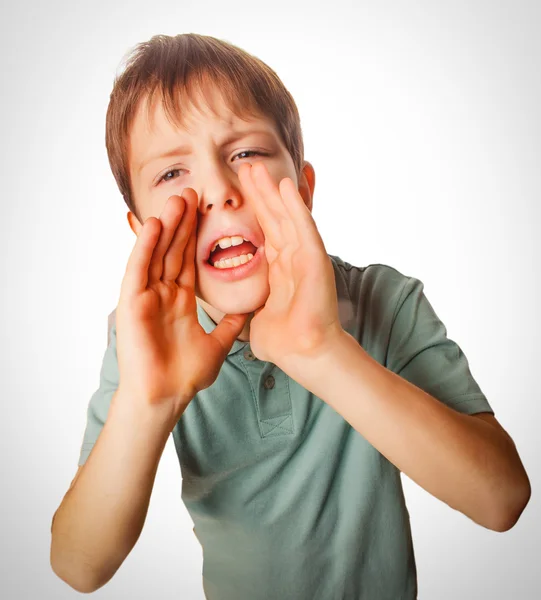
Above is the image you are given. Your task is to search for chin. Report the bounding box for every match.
[196,272,269,316]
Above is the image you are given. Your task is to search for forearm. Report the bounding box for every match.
[294,331,528,531]
[51,387,183,592]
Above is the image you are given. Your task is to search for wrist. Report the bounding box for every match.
[111,386,190,434]
[278,328,354,393]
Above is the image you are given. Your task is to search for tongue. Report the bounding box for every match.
[210,241,258,265]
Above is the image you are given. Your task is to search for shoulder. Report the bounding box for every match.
[329,254,411,283]
[328,255,415,309]
[328,255,420,345]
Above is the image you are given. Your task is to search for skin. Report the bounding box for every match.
[49,75,529,598]
[122,81,530,531]
[127,84,315,342]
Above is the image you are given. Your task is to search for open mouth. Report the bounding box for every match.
[207,235,259,269]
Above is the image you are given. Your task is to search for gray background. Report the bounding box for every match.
[1,0,539,598]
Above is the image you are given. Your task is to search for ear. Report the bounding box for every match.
[127,211,143,236]
[298,161,315,212]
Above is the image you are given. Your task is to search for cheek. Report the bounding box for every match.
[268,167,298,192]
[153,179,193,210]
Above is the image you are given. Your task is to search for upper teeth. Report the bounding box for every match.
[211,236,249,253]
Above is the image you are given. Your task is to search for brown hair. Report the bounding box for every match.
[105,33,305,222]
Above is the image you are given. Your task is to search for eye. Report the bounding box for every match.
[157,168,185,185]
[232,150,268,161]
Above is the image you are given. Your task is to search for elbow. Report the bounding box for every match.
[50,560,100,594]
[487,472,532,533]
[50,539,103,594]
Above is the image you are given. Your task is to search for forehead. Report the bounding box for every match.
[129,83,278,161]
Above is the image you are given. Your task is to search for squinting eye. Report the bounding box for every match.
[233,150,268,161]
[158,168,185,184]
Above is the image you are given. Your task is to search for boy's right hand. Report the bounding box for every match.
[115,189,248,425]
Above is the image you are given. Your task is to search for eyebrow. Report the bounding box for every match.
[137,144,191,174]
[137,129,275,174]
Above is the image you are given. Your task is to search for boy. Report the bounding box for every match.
[50,33,530,599]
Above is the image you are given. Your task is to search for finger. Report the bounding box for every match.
[279,177,325,253]
[266,258,295,309]
[210,312,249,355]
[121,217,162,296]
[238,163,283,249]
[148,195,187,283]
[162,188,198,282]
[248,163,301,252]
[251,162,290,221]
[175,202,198,289]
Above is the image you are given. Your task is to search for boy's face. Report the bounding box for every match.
[126,84,315,332]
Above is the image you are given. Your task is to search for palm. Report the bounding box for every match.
[116,190,247,416]
[238,163,341,367]
[124,285,227,401]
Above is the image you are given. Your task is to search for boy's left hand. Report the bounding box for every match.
[238,162,344,371]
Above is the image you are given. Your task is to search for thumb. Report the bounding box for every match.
[210,312,249,354]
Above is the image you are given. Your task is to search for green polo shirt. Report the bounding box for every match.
[78,256,494,599]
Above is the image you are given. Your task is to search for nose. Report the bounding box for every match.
[197,158,243,215]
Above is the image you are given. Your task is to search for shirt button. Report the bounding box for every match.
[264,375,275,389]
[244,349,256,361]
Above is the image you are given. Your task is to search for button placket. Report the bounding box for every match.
[258,365,293,437]
[237,349,294,437]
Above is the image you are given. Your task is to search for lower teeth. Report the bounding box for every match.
[213,252,255,270]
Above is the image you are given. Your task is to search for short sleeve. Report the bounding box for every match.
[386,276,494,416]
[78,311,119,465]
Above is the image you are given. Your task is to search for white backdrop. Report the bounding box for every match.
[1,0,539,598]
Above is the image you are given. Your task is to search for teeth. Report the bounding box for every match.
[211,235,249,253]
[213,253,255,269]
